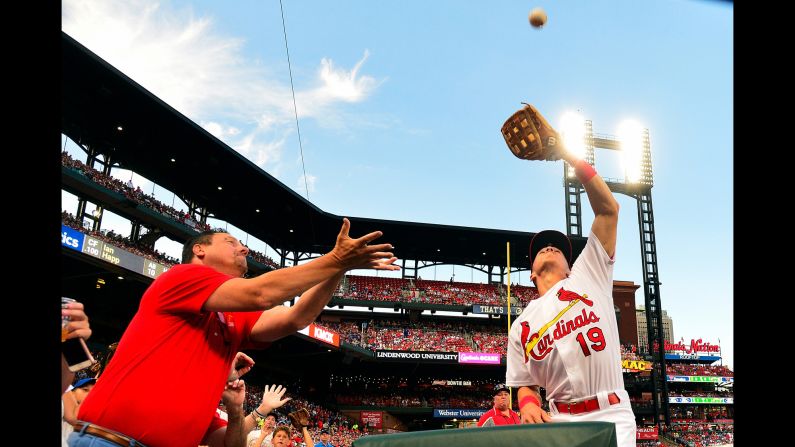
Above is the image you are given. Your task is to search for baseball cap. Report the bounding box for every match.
[493,383,510,395]
[529,230,572,269]
[72,377,96,389]
[320,429,330,434]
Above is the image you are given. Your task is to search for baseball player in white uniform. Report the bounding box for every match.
[505,150,636,447]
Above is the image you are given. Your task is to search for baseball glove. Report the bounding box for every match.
[288,408,310,430]
[500,103,562,161]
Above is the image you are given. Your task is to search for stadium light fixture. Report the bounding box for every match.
[559,111,586,162]
[217,186,223,190]
[289,229,294,233]
[255,209,260,213]
[117,126,123,131]
[618,120,644,183]
[170,158,176,163]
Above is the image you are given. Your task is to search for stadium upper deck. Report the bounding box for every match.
[62,30,586,272]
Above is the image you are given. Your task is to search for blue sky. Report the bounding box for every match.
[61,0,733,367]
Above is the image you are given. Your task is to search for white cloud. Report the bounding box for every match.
[62,0,382,178]
[316,50,377,103]
[202,121,241,140]
[236,130,289,168]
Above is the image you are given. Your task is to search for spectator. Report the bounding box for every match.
[61,299,92,447]
[248,412,279,447]
[72,221,397,447]
[477,384,520,427]
[315,428,333,447]
[62,378,95,447]
[271,426,293,447]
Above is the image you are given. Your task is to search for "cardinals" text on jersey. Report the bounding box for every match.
[521,308,601,361]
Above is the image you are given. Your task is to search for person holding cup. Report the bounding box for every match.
[61,298,93,393]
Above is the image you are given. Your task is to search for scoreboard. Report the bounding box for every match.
[62,225,170,279]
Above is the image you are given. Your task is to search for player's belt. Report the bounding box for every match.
[554,392,621,415]
[72,421,150,447]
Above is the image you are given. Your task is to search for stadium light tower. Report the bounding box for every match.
[560,113,668,428]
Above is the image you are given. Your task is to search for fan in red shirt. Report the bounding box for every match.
[72,219,398,447]
[477,384,521,426]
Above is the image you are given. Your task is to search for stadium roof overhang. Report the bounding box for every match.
[62,32,586,269]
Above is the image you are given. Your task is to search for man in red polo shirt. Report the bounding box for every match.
[477,384,520,426]
[72,219,397,447]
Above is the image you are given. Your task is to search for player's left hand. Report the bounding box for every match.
[520,403,553,424]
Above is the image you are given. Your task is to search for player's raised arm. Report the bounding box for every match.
[560,151,619,258]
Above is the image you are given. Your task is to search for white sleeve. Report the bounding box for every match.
[569,230,614,296]
[505,320,534,387]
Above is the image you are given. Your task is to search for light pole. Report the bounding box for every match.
[560,114,668,427]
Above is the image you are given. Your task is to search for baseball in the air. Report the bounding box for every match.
[529,8,547,28]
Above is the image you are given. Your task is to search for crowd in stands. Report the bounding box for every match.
[368,320,471,352]
[241,383,367,447]
[330,374,504,389]
[668,390,732,398]
[417,279,502,306]
[315,320,659,361]
[317,321,363,345]
[340,275,540,308]
[63,151,212,231]
[318,319,507,355]
[335,391,490,409]
[666,363,733,377]
[346,276,408,302]
[248,249,280,269]
[621,343,642,361]
[628,397,654,410]
[663,422,733,447]
[669,406,732,421]
[471,329,507,356]
[329,374,499,409]
[62,211,180,265]
[63,151,282,270]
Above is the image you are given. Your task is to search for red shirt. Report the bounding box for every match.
[78,264,264,447]
[477,406,521,426]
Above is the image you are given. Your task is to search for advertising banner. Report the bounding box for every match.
[298,324,340,347]
[664,338,720,356]
[472,305,522,315]
[664,354,721,362]
[64,226,170,279]
[375,350,458,363]
[669,397,733,404]
[61,225,85,251]
[433,409,488,419]
[458,352,501,365]
[622,359,653,372]
[431,380,473,386]
[666,376,733,383]
[636,427,658,440]
[360,411,382,429]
